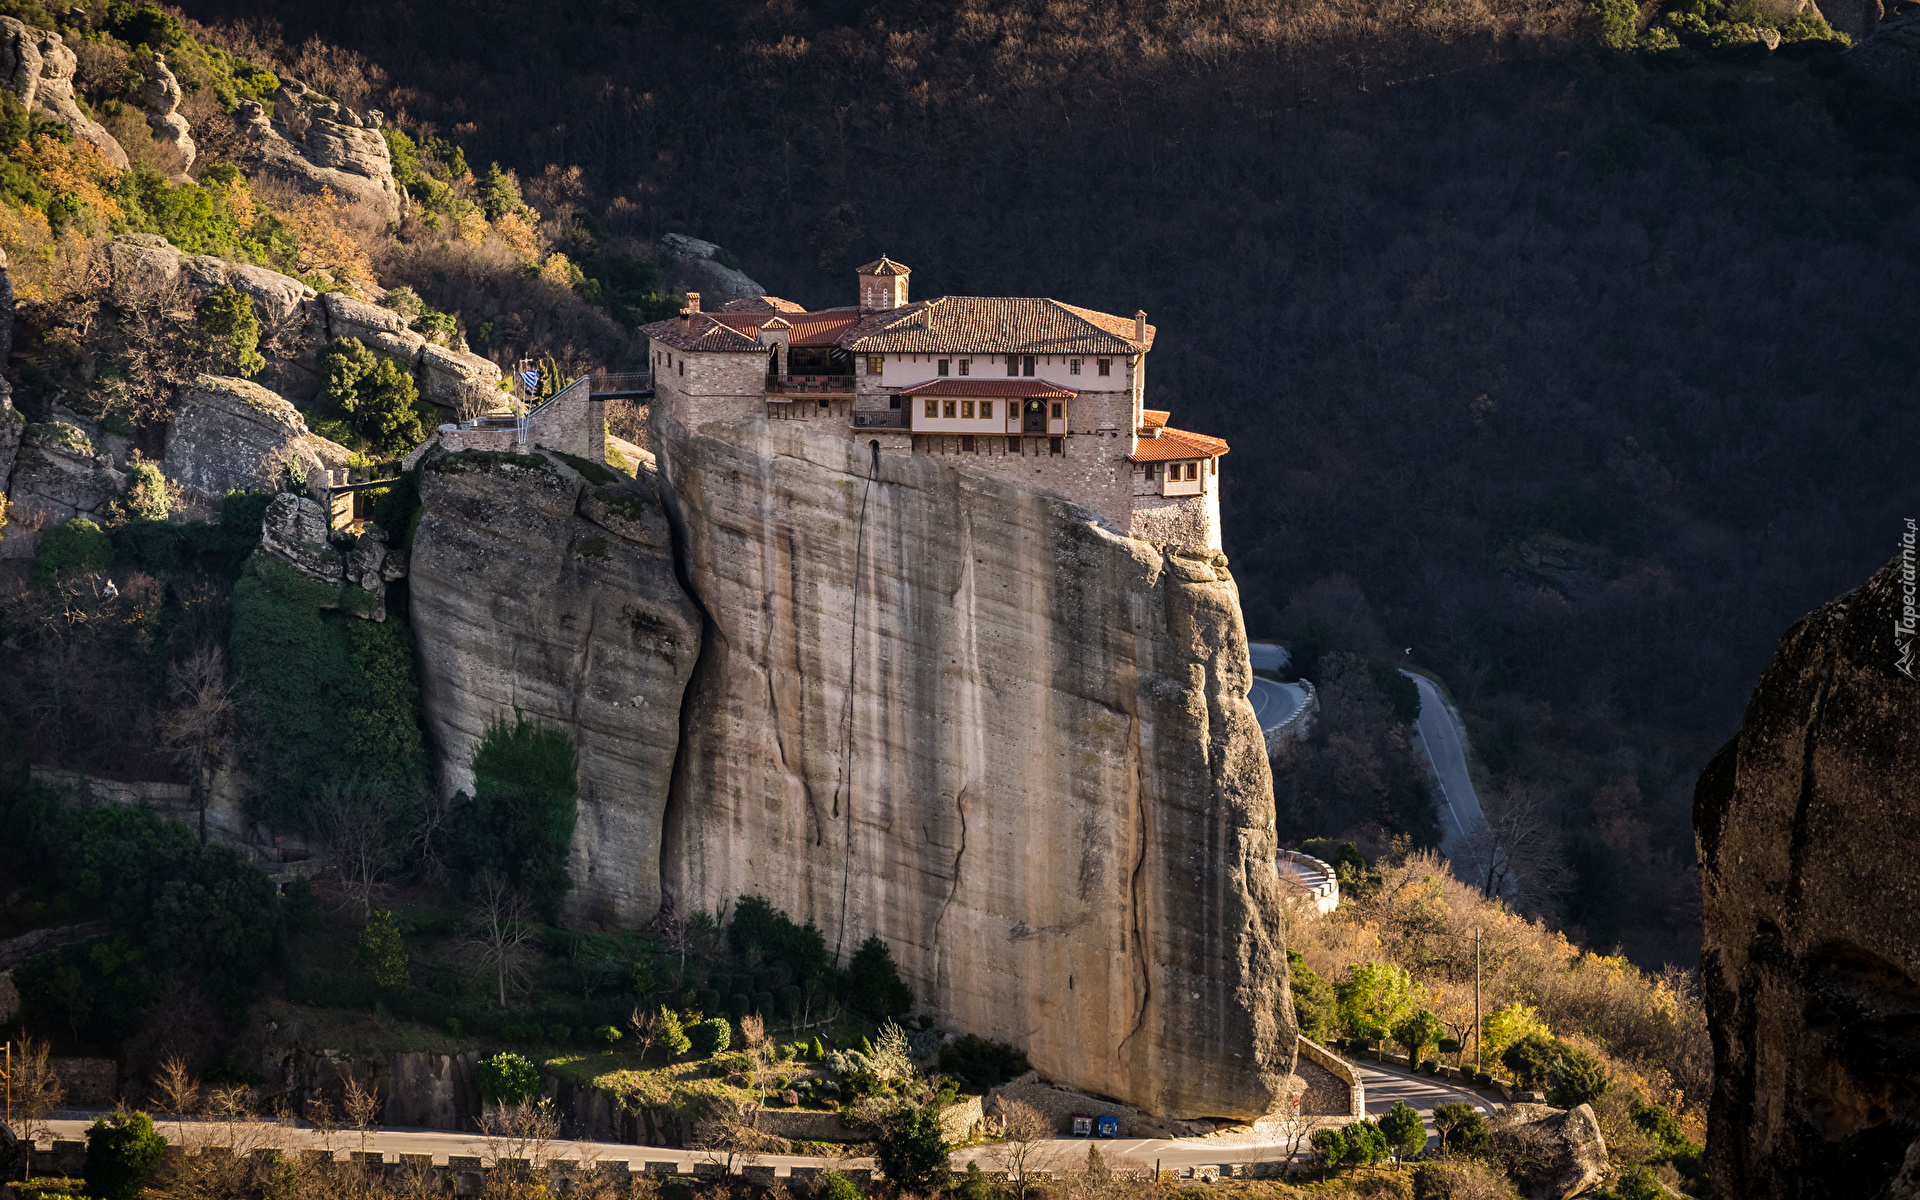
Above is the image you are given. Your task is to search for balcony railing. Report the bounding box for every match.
[767,374,855,394]
[588,371,652,394]
[852,410,909,430]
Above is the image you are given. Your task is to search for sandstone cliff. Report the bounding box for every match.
[1696,552,1920,1200]
[409,449,703,929]
[652,412,1292,1119]
[0,18,128,170]
[164,375,352,500]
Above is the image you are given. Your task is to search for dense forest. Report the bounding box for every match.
[147,0,1919,967]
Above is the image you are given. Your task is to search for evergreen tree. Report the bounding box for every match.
[848,935,913,1019]
[358,909,408,987]
[1379,1101,1427,1159]
[195,284,264,378]
[85,1111,167,1200]
[875,1104,951,1191]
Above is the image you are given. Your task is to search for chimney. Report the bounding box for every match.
[686,292,702,312]
[1134,310,1147,344]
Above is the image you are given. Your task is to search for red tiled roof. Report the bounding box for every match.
[898,379,1078,399]
[1141,409,1169,429]
[638,311,766,352]
[719,296,809,313]
[844,297,1152,355]
[857,256,910,276]
[1128,426,1229,463]
[645,307,866,349]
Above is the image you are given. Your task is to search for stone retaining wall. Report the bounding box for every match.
[1294,1038,1364,1117]
[1262,679,1316,755]
[987,1071,1139,1136]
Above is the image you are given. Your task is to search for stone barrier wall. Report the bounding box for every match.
[986,1071,1139,1136]
[1294,1038,1364,1117]
[1262,679,1317,755]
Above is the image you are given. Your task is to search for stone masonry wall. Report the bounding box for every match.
[1131,490,1221,552]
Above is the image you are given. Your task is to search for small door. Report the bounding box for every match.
[1023,399,1047,433]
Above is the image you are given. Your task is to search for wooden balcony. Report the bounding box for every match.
[766,374,855,394]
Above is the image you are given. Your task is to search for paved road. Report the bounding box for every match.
[1247,677,1309,732]
[1400,670,1485,860]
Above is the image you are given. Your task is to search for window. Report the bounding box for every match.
[943,401,957,418]
[980,400,993,419]
[1050,402,1063,419]
[1211,458,1217,475]
[678,360,684,376]
[868,355,884,376]
[1007,355,1020,377]
[1070,359,1081,375]
[1007,436,1021,453]
[1097,359,1111,376]
[819,397,829,409]
[1023,355,1035,376]
[961,401,974,419]
[925,399,938,418]
[961,435,976,452]
[1186,462,1198,480]
[938,359,950,376]
[1050,437,1063,456]
[958,358,971,376]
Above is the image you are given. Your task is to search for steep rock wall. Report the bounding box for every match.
[654,410,1292,1119]
[410,450,703,928]
[1695,552,1920,1200]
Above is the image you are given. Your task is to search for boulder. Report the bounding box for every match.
[256,491,399,621]
[141,52,194,175]
[1489,1103,1609,1200]
[0,17,128,170]
[249,78,404,224]
[7,421,125,521]
[658,233,767,305]
[1848,10,1920,96]
[163,375,351,499]
[1696,551,1920,1200]
[106,233,183,294]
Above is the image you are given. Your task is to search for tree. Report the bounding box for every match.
[1288,948,1338,1041]
[121,461,170,521]
[477,162,525,221]
[319,337,431,457]
[1502,1031,1562,1090]
[474,1052,540,1106]
[875,1104,951,1191]
[447,716,579,916]
[690,1016,731,1057]
[1545,1042,1613,1109]
[816,1170,864,1200]
[84,1110,167,1200]
[194,284,263,377]
[847,934,913,1019]
[1432,1103,1491,1158]
[629,1004,663,1061]
[466,869,535,1009]
[996,1099,1057,1197]
[658,1007,692,1057]
[1482,1003,1547,1060]
[9,1036,66,1140]
[1393,1008,1447,1065]
[158,645,233,845]
[357,909,409,987]
[1379,1101,1427,1159]
[1311,1120,1389,1173]
[1337,961,1422,1045]
[33,517,112,587]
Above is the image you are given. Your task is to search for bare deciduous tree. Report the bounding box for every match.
[466,870,536,1010]
[343,1072,382,1153]
[628,1006,663,1063]
[160,645,235,844]
[153,1054,201,1144]
[995,1100,1060,1198]
[1463,782,1570,911]
[311,777,401,918]
[9,1036,65,1141]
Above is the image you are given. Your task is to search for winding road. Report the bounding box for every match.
[1246,643,1309,734]
[1399,670,1485,860]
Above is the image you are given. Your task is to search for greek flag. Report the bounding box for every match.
[519,370,540,392]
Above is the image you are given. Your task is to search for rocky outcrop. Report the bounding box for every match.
[1695,552,1920,1200]
[7,421,125,521]
[652,412,1292,1119]
[244,79,404,224]
[257,492,406,621]
[1490,1103,1609,1200]
[409,449,704,928]
[0,18,128,170]
[658,233,767,305]
[164,375,352,499]
[141,53,194,176]
[102,235,501,413]
[1849,11,1920,96]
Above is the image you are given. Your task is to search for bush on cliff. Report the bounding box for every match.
[445,716,579,917]
[847,935,913,1020]
[318,338,436,458]
[195,284,264,379]
[32,518,113,587]
[474,1051,540,1105]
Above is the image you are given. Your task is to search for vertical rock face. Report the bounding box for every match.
[1695,552,1920,1200]
[0,18,128,170]
[409,450,704,928]
[654,412,1292,1119]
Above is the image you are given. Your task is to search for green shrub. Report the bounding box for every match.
[33,518,113,586]
[357,910,408,987]
[659,1007,692,1057]
[318,338,435,457]
[122,462,169,522]
[84,1111,167,1200]
[728,992,750,1021]
[1312,1119,1389,1171]
[874,1104,950,1191]
[597,1024,622,1043]
[938,1034,1030,1091]
[1380,1101,1427,1158]
[814,1170,863,1200]
[696,988,721,1016]
[1546,1042,1613,1109]
[445,716,579,915]
[1432,1102,1490,1158]
[1599,1165,1669,1200]
[1394,1008,1446,1064]
[1589,0,1639,49]
[547,1024,572,1042]
[1438,1037,1461,1055]
[690,1016,731,1057]
[474,1052,540,1105]
[1502,1030,1562,1090]
[446,1017,466,1038]
[196,285,264,378]
[1288,948,1338,1041]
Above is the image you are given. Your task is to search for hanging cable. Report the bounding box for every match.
[832,440,883,963]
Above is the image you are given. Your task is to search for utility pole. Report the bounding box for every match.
[3,1040,11,1126]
